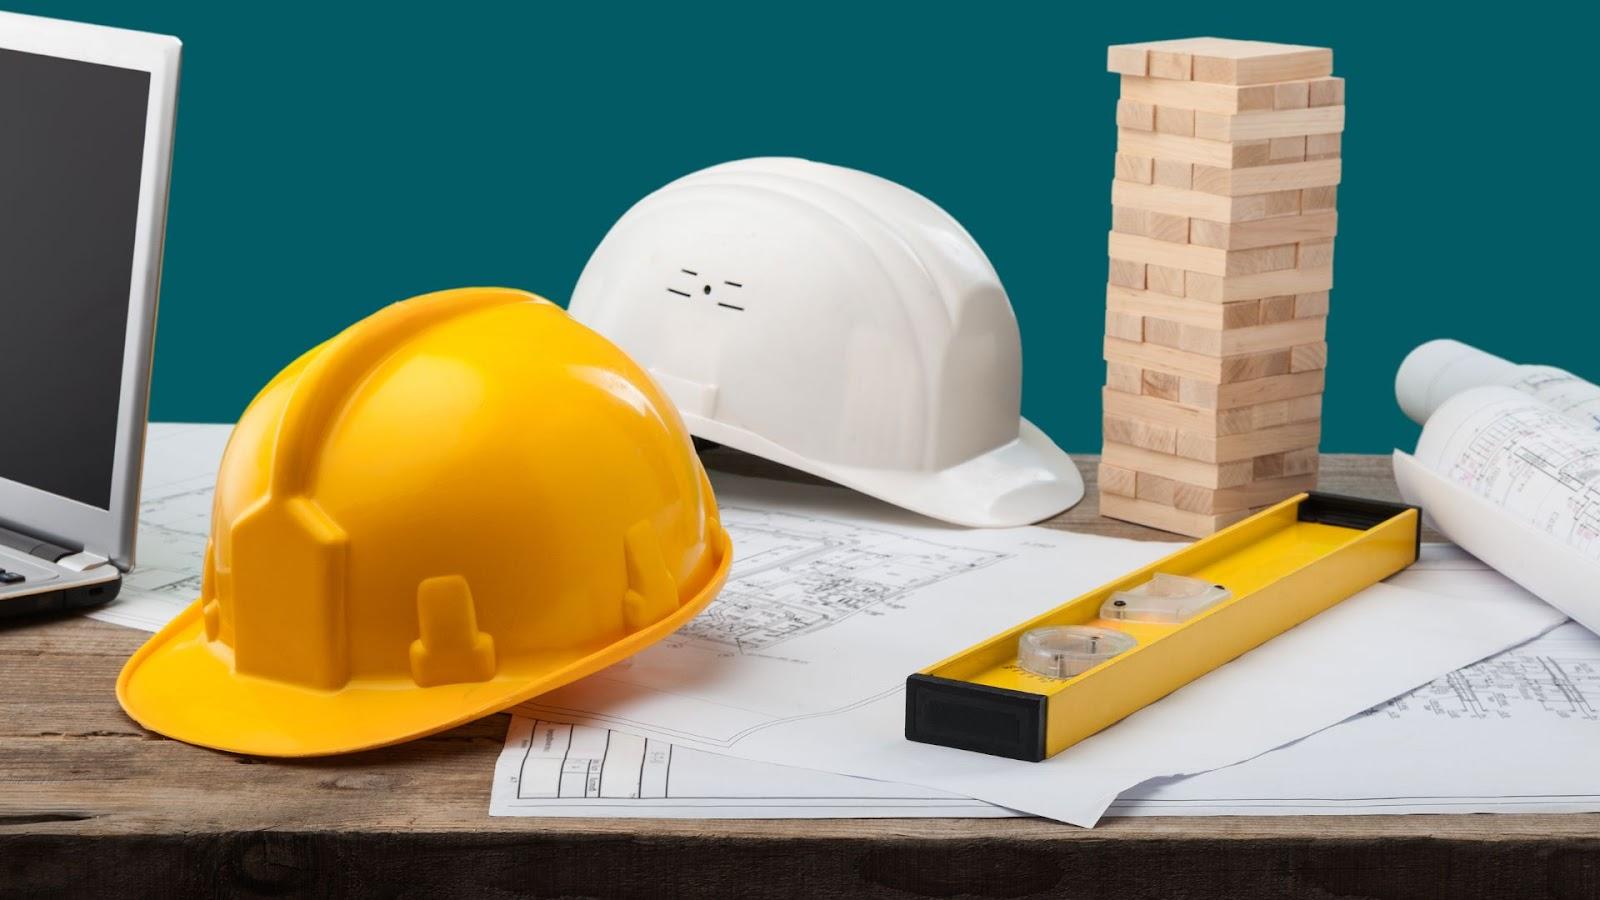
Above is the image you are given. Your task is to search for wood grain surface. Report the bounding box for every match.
[3,453,1596,898]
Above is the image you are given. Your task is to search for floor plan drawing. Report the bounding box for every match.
[89,423,230,632]
[1366,628,1599,722]
[1419,394,1600,560]
[674,506,1009,652]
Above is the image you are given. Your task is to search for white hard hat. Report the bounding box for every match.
[568,157,1083,527]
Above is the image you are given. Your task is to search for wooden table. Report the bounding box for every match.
[3,453,1596,898]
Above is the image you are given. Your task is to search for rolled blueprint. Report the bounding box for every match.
[1394,340,1600,635]
[1396,338,1600,426]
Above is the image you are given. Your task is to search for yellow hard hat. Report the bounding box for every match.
[117,287,732,756]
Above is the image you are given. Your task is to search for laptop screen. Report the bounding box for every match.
[0,47,152,510]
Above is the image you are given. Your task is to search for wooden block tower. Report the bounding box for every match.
[1099,38,1342,537]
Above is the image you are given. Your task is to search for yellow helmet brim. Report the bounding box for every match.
[116,527,731,757]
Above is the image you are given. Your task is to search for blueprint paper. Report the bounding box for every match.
[490,716,1018,818]
[88,423,229,632]
[1395,385,1600,634]
[493,545,1598,820]
[1114,620,1600,817]
[520,476,1567,826]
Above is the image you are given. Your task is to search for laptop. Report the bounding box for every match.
[0,13,181,617]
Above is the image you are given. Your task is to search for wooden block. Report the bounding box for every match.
[1111,39,1332,86]
[1220,349,1291,383]
[1145,210,1190,243]
[1147,263,1186,296]
[1285,393,1323,424]
[1232,140,1272,168]
[1185,39,1332,86]
[1191,106,1344,142]
[1223,299,1263,328]
[1119,74,1278,114]
[1229,243,1297,276]
[1177,419,1322,464]
[1104,336,1289,383]
[1154,105,1195,136]
[1106,310,1144,341]
[1178,315,1326,356]
[1136,471,1178,505]
[1112,206,1147,237]
[1294,291,1330,318]
[1115,152,1154,184]
[1105,388,1233,437]
[1153,159,1193,189]
[1174,473,1318,514]
[1117,130,1245,170]
[1107,360,1144,394]
[1142,315,1184,348]
[1191,159,1342,197]
[1187,211,1337,250]
[1290,341,1329,372]
[1109,258,1146,289]
[1106,284,1261,330]
[1111,180,1304,224]
[1141,369,1181,400]
[1306,133,1341,160]
[1103,387,1321,438]
[1103,414,1178,454]
[1120,74,1280,113]
[1109,232,1218,275]
[1264,190,1302,218]
[1100,492,1254,538]
[1252,446,1320,479]
[1107,44,1150,76]
[1274,81,1310,110]
[1178,368,1326,409]
[1308,76,1345,107]
[1098,463,1138,498]
[1108,232,1296,278]
[1102,442,1256,489]
[1184,265,1333,303]
[1259,295,1296,324]
[1282,446,1320,476]
[1149,50,1193,80]
[1298,237,1335,268]
[1117,98,1155,131]
[1269,136,1306,163]
[1302,185,1338,211]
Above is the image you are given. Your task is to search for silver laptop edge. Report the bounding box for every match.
[0,13,181,602]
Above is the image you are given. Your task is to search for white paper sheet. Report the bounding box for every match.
[492,549,1600,820]
[490,716,1017,818]
[520,477,1567,826]
[88,423,229,632]
[1115,619,1600,816]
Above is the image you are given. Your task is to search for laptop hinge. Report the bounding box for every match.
[0,523,77,563]
[56,551,112,573]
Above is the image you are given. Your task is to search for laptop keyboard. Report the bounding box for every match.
[0,570,24,585]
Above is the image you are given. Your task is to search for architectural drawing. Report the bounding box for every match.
[673,507,1008,652]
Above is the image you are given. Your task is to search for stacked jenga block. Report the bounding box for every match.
[1099,38,1341,537]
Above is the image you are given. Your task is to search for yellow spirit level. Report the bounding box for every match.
[905,493,1420,761]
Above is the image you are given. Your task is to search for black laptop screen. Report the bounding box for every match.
[0,48,151,510]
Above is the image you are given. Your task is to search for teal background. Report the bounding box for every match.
[15,1,1594,451]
